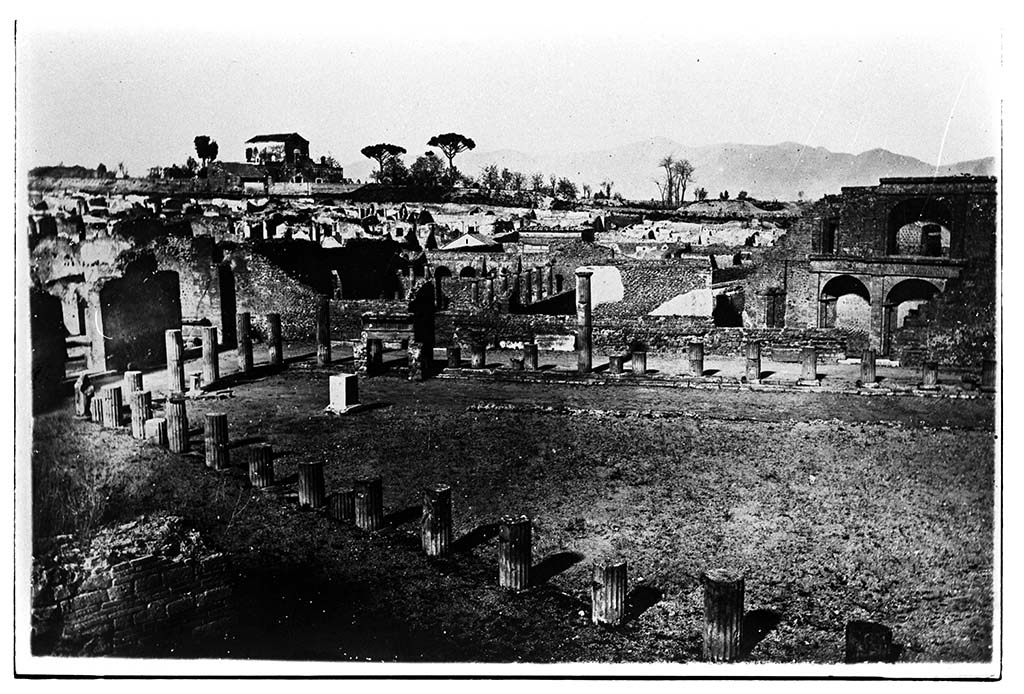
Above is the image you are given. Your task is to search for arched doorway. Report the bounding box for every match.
[820,275,871,331]
[433,266,453,310]
[882,278,942,354]
[887,198,954,256]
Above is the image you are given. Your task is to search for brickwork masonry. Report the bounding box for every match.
[31,515,233,656]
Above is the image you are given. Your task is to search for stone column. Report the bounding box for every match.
[266,313,283,367]
[469,342,486,369]
[921,361,939,388]
[355,476,384,531]
[144,417,168,447]
[329,489,356,522]
[545,266,554,297]
[981,359,997,392]
[100,384,123,428]
[702,568,744,662]
[367,338,384,374]
[591,560,627,626]
[534,266,544,300]
[236,312,254,374]
[204,412,230,470]
[498,515,531,591]
[200,326,219,386]
[608,355,625,374]
[165,329,186,394]
[123,370,143,399]
[523,343,538,371]
[129,390,152,439]
[421,484,452,558]
[165,394,188,453]
[524,269,534,305]
[446,346,461,369]
[74,375,94,418]
[631,350,647,376]
[800,347,818,382]
[861,349,876,385]
[470,279,480,306]
[744,341,761,382]
[408,341,426,381]
[298,462,326,509]
[576,269,593,374]
[485,278,495,306]
[249,443,274,488]
[688,342,705,376]
[316,296,331,366]
[845,620,894,664]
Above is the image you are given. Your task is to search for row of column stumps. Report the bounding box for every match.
[71,366,904,664]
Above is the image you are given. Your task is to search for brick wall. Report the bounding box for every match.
[31,516,233,656]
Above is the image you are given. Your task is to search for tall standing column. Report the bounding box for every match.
[316,296,331,366]
[576,269,593,374]
[204,412,230,470]
[165,329,186,394]
[165,394,189,454]
[524,269,534,305]
[534,266,544,300]
[421,484,452,557]
[266,313,283,367]
[236,312,254,374]
[200,326,219,386]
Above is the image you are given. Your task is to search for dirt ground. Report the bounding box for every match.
[31,347,996,664]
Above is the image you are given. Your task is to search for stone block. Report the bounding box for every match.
[197,585,232,608]
[69,589,107,612]
[165,596,194,618]
[135,573,163,593]
[325,374,360,413]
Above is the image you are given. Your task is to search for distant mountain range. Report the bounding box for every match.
[345,137,995,201]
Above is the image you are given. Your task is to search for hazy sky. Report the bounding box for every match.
[16,3,1002,176]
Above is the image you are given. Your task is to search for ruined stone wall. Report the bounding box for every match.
[31,516,233,656]
[590,257,712,321]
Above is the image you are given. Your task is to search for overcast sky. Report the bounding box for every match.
[16,2,1002,176]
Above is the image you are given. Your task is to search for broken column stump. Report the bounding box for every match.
[469,343,487,369]
[200,326,219,386]
[446,346,461,369]
[165,394,189,454]
[408,341,426,381]
[354,476,384,531]
[367,338,384,374]
[249,443,274,488]
[421,484,452,557]
[591,560,627,626]
[576,269,594,374]
[921,361,939,388]
[266,313,283,368]
[144,417,168,447]
[189,372,203,395]
[204,412,230,471]
[326,374,359,413]
[688,342,705,376]
[631,350,647,376]
[129,390,153,440]
[498,515,532,591]
[981,358,997,392]
[316,296,331,367]
[236,312,254,375]
[298,461,326,509]
[702,568,744,662]
[608,355,625,374]
[845,620,895,663]
[524,343,538,371]
[165,329,186,394]
[801,347,818,382]
[744,342,761,382]
[74,374,94,418]
[100,385,124,428]
[860,349,877,385]
[329,489,356,522]
[123,370,143,398]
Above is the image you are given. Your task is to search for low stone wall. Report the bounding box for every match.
[31,515,233,656]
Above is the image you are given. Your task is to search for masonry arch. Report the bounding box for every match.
[887,197,954,256]
[881,278,943,354]
[819,274,871,330]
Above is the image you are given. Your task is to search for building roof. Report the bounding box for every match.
[439,232,503,251]
[245,133,309,144]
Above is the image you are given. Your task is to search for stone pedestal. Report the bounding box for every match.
[800,347,818,382]
[921,361,939,388]
[860,349,877,385]
[631,351,647,376]
[469,343,486,369]
[744,342,761,382]
[446,346,461,369]
[144,417,168,447]
[688,342,704,376]
[326,374,360,414]
[608,355,625,375]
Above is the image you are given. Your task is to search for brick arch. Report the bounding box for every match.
[819,273,872,330]
[886,197,955,256]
